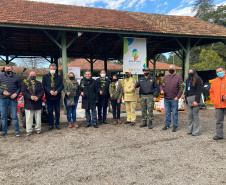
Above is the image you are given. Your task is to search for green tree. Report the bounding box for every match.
[166,52,182,67]
[158,54,167,63]
[192,49,224,70]
[0,60,16,66]
[193,0,214,20]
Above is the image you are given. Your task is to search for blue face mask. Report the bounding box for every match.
[217,72,225,78]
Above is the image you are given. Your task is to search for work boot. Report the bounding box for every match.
[113,119,117,125]
[139,120,147,128]
[131,122,135,126]
[148,121,153,129]
[162,125,170,130]
[213,135,223,140]
[172,127,177,132]
[124,121,131,124]
[68,122,72,128]
[117,119,122,124]
[98,120,102,124]
[103,120,108,124]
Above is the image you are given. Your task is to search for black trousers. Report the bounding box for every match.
[111,99,121,119]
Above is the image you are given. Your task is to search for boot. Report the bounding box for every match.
[117,119,122,124]
[73,122,79,128]
[139,120,147,127]
[68,122,72,128]
[113,119,117,125]
[148,121,153,129]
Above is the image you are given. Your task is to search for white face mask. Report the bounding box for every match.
[50,70,56,74]
[100,74,106,78]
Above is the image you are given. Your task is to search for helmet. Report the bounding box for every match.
[125,69,131,73]
[142,67,150,71]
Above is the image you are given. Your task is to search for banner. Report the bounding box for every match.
[68,67,80,78]
[123,37,147,74]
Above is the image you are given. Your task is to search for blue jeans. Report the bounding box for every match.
[164,98,178,127]
[0,99,20,134]
[64,97,78,123]
[47,99,61,127]
[85,109,97,126]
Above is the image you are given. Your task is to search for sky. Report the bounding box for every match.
[29,0,226,16]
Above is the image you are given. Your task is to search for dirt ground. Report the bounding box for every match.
[0,107,226,185]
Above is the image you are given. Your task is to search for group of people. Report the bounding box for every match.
[0,63,225,140]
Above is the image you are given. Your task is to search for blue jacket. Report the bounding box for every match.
[0,72,21,99]
[42,73,64,100]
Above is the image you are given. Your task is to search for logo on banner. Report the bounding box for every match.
[132,49,139,61]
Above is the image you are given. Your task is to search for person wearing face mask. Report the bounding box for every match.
[96,70,110,124]
[80,70,99,128]
[210,66,226,140]
[181,68,203,136]
[42,64,64,131]
[135,67,159,129]
[64,72,80,128]
[160,64,183,132]
[123,69,137,125]
[21,71,44,135]
[109,74,123,124]
[0,65,21,137]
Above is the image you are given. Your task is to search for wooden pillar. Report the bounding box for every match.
[184,38,190,79]
[61,31,67,80]
[182,50,185,80]
[90,54,93,74]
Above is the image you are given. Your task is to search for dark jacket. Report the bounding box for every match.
[0,72,21,99]
[80,78,98,110]
[42,73,64,101]
[136,75,160,98]
[21,80,44,110]
[160,73,183,99]
[185,76,203,103]
[96,77,110,107]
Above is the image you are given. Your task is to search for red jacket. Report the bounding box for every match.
[210,75,226,108]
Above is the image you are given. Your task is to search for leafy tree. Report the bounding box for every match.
[0,60,16,66]
[192,49,224,70]
[157,54,167,63]
[193,0,214,20]
[166,52,182,67]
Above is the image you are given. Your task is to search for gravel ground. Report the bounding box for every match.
[0,107,226,185]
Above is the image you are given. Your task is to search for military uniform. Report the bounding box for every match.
[123,76,137,123]
[136,71,159,128]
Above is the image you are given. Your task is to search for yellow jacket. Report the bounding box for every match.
[123,77,137,102]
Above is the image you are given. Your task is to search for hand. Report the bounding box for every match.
[110,94,113,98]
[50,90,55,95]
[192,101,198,106]
[31,96,36,100]
[124,90,127,94]
[54,91,58,96]
[223,95,226,100]
[153,97,157,102]
[34,96,39,101]
[181,95,185,99]
[81,92,84,96]
[174,97,178,100]
[10,93,17,99]
[100,91,103,95]
[160,90,164,94]
[3,91,10,96]
[67,92,70,96]
[117,99,120,103]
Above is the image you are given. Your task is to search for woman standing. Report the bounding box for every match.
[182,68,203,136]
[64,72,80,128]
[109,74,123,124]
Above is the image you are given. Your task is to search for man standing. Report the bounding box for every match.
[210,66,226,140]
[81,70,99,128]
[123,70,137,125]
[0,65,21,137]
[21,71,44,135]
[136,67,159,129]
[96,70,110,124]
[160,64,183,132]
[42,64,64,131]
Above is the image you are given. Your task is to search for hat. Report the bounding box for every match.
[125,69,131,73]
[142,67,150,71]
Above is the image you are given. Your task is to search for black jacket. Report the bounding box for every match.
[80,78,99,110]
[96,77,110,107]
[185,77,203,103]
[42,73,64,101]
[136,75,160,97]
[0,73,21,99]
[21,80,44,110]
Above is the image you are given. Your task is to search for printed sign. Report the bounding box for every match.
[68,67,80,78]
[123,37,147,74]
